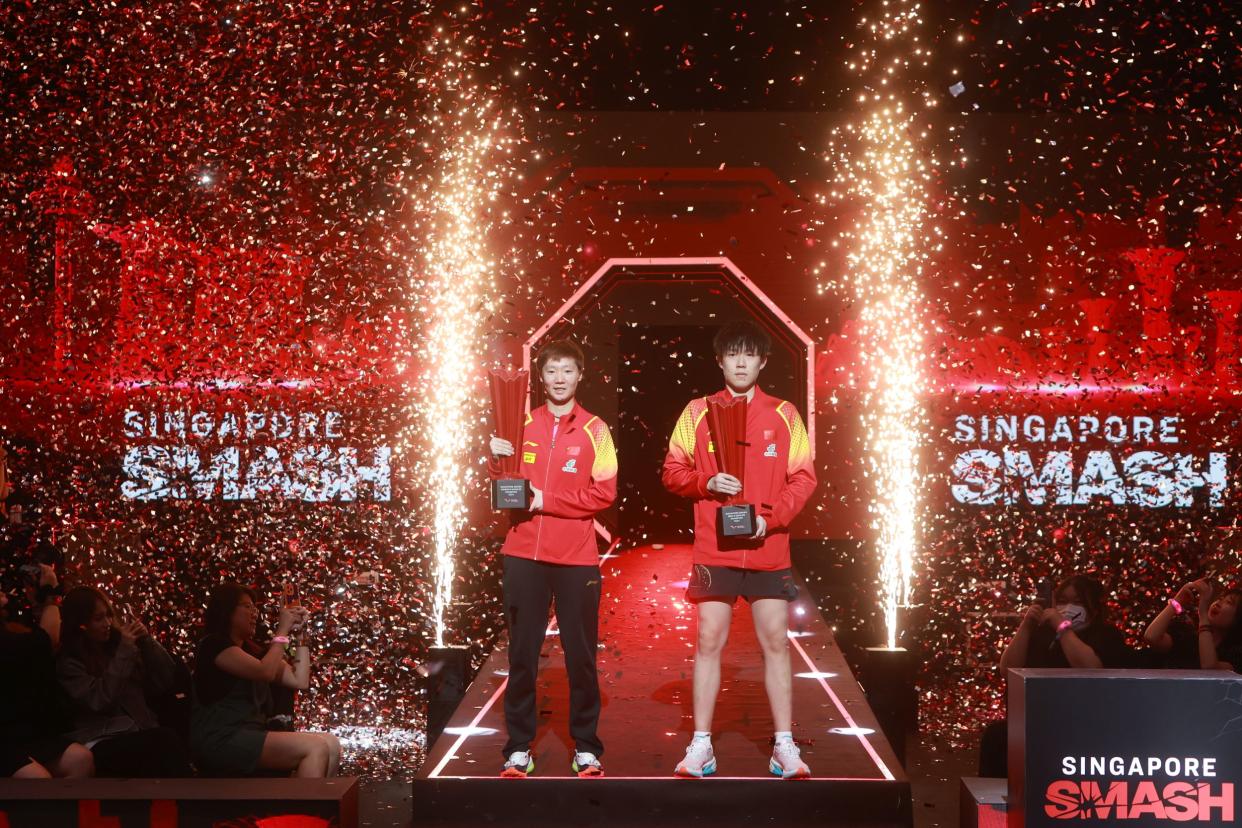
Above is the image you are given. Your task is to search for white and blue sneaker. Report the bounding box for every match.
[674,738,717,778]
[572,751,604,777]
[501,750,535,778]
[769,739,810,779]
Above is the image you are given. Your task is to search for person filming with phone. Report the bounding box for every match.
[56,586,193,777]
[190,583,340,777]
[1144,575,1242,671]
[980,573,1133,777]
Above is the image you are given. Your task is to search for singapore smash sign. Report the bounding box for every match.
[1011,669,1241,827]
[120,406,391,502]
[949,414,1228,508]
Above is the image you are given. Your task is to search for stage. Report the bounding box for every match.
[413,544,912,827]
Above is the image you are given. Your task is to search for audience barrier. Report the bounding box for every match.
[965,668,1242,827]
[0,777,358,828]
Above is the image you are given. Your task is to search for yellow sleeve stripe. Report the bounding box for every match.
[669,399,707,458]
[585,417,618,480]
[777,402,811,469]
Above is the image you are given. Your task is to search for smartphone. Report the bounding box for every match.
[1036,577,1055,608]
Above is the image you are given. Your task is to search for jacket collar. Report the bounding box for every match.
[711,386,767,407]
[534,399,584,426]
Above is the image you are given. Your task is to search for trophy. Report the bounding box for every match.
[488,368,531,510]
[705,395,756,537]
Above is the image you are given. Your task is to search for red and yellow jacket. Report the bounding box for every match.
[489,401,618,566]
[661,387,817,571]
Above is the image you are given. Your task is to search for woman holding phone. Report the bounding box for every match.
[1144,576,1242,670]
[56,586,192,776]
[980,573,1133,777]
[190,583,340,777]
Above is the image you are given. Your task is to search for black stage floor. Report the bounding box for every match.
[412,544,912,827]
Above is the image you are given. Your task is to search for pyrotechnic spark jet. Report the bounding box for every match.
[400,20,519,648]
[829,0,932,649]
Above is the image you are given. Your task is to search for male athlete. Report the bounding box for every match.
[662,321,817,779]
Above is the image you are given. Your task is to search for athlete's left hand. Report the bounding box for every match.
[750,515,767,540]
[529,486,544,512]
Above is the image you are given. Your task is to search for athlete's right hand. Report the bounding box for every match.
[707,473,742,497]
[490,437,515,458]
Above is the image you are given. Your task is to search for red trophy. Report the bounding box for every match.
[488,368,531,510]
[705,395,756,538]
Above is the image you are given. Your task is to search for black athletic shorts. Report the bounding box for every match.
[685,564,799,604]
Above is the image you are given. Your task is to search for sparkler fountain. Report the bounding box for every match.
[828,0,935,761]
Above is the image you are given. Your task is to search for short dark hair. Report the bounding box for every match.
[713,320,771,358]
[535,339,585,373]
[204,582,257,640]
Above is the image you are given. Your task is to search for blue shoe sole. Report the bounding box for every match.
[676,758,717,778]
[769,759,809,779]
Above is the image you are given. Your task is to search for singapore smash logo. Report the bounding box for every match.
[1046,756,1234,821]
[949,414,1228,508]
[120,407,391,502]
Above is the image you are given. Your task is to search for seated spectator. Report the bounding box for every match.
[1143,576,1242,670]
[191,583,340,777]
[980,573,1132,777]
[0,590,94,778]
[999,574,1132,671]
[56,586,193,777]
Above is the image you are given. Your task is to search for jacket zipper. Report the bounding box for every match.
[740,406,751,570]
[533,413,558,561]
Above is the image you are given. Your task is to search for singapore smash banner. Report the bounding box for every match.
[1010,669,1242,827]
[945,404,1233,512]
[117,392,394,503]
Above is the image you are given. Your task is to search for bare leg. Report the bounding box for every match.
[692,600,734,732]
[323,733,342,777]
[751,598,792,732]
[12,761,52,779]
[50,744,94,778]
[258,731,330,778]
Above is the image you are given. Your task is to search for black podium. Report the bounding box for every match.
[1008,668,1242,827]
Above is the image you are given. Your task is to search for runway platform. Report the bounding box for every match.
[413,543,912,827]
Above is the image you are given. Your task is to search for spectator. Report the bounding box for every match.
[57,586,193,777]
[980,574,1132,777]
[1139,576,1242,671]
[0,590,94,778]
[0,531,63,643]
[191,583,340,777]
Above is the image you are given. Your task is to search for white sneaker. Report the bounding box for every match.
[769,739,810,779]
[501,750,535,778]
[572,751,604,777]
[674,738,717,778]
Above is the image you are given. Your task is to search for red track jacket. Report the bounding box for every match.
[661,387,817,571]
[490,401,618,566]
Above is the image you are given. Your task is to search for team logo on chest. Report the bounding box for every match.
[562,457,578,473]
[764,443,778,458]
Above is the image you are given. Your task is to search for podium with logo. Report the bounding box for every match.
[1008,668,1242,827]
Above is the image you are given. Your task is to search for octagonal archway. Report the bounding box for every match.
[524,257,814,545]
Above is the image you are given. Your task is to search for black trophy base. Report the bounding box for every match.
[491,477,531,510]
[717,503,757,537]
